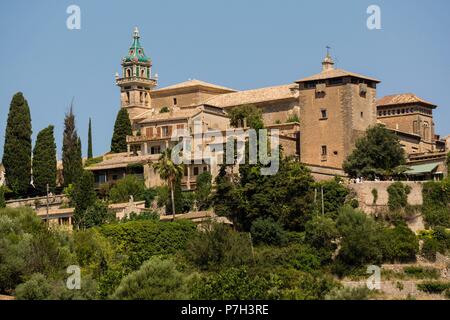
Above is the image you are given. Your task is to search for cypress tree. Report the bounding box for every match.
[73,170,97,229]
[62,107,83,186]
[32,126,57,195]
[87,118,93,159]
[111,108,132,153]
[2,92,32,197]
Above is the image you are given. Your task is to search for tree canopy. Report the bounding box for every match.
[229,104,264,130]
[62,107,83,186]
[110,108,132,153]
[2,92,32,196]
[32,125,57,195]
[343,125,405,179]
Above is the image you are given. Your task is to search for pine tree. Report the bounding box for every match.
[62,107,83,186]
[111,108,132,153]
[0,187,6,208]
[32,125,56,195]
[2,92,32,197]
[73,170,97,229]
[87,118,93,159]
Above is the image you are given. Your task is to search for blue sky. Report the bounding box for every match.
[1,0,449,159]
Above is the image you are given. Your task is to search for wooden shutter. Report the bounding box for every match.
[156,127,161,138]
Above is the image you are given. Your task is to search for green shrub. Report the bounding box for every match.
[325,286,371,300]
[421,238,440,261]
[255,244,321,273]
[15,273,52,300]
[417,281,450,294]
[84,156,103,167]
[250,218,287,246]
[112,256,189,299]
[191,267,280,300]
[99,219,197,270]
[422,180,450,228]
[371,188,378,205]
[185,222,253,270]
[109,175,146,204]
[382,223,418,263]
[387,182,411,211]
[159,106,170,113]
[304,215,338,263]
[403,266,440,279]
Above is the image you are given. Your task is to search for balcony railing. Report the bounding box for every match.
[116,77,157,86]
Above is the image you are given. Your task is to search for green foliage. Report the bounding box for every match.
[387,182,411,211]
[371,188,378,205]
[229,104,264,130]
[343,125,405,179]
[304,215,339,263]
[286,114,300,123]
[84,156,103,167]
[2,92,32,197]
[112,256,189,299]
[99,219,196,270]
[110,108,132,153]
[334,206,385,272]
[73,170,97,229]
[0,187,6,208]
[250,218,287,246]
[87,118,93,159]
[403,266,440,279]
[62,107,83,186]
[214,159,315,231]
[109,175,146,203]
[254,244,321,273]
[315,177,350,218]
[152,149,184,216]
[32,125,57,195]
[159,106,170,113]
[185,222,253,270]
[191,267,280,300]
[382,223,419,263]
[0,207,73,293]
[325,286,371,300]
[421,227,450,261]
[417,281,450,294]
[15,273,51,300]
[195,171,212,210]
[421,237,440,262]
[422,180,450,228]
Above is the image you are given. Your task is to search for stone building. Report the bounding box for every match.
[87,28,448,186]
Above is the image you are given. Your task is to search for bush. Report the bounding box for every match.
[421,237,440,262]
[255,244,321,273]
[191,267,280,300]
[99,219,197,270]
[325,286,371,300]
[316,178,349,218]
[335,206,385,269]
[15,273,52,300]
[403,266,440,279]
[195,171,212,210]
[382,223,418,263]
[250,218,287,246]
[417,281,450,294]
[387,182,411,211]
[112,256,189,300]
[109,175,146,204]
[422,180,450,228]
[304,215,338,263]
[185,222,253,270]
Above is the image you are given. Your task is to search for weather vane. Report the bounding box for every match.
[326,45,331,56]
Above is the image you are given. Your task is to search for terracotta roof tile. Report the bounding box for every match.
[153,79,236,93]
[296,68,380,83]
[376,93,436,108]
[204,84,297,108]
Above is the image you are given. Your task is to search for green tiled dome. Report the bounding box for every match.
[123,27,151,63]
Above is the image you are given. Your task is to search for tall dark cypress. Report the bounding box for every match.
[2,92,32,197]
[110,108,132,153]
[87,118,93,159]
[33,125,56,195]
[62,106,82,186]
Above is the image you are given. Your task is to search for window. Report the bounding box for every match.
[193,167,199,176]
[321,145,327,156]
[150,146,161,154]
[320,109,327,119]
[173,98,177,106]
[360,111,364,118]
[203,166,208,172]
[162,126,169,137]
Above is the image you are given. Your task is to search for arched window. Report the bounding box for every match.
[126,68,131,77]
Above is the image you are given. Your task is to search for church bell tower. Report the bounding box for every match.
[116,27,157,119]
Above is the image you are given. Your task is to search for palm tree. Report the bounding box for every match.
[152,148,184,220]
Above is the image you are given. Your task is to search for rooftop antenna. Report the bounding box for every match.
[326,45,331,57]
